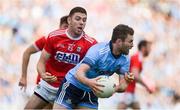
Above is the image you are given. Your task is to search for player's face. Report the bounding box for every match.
[68,12,87,36]
[60,23,68,30]
[121,34,133,55]
[143,43,151,57]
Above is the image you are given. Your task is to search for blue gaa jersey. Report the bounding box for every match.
[65,42,130,92]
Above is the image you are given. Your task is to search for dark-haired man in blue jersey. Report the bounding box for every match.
[53,24,135,109]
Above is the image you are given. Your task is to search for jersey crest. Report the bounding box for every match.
[76,46,82,52]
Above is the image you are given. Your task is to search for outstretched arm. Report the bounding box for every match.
[19,45,39,91]
[132,67,154,93]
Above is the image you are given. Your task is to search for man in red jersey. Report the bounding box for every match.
[24,7,97,109]
[117,39,155,109]
[18,15,68,91]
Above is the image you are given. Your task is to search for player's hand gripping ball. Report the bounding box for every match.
[95,75,115,98]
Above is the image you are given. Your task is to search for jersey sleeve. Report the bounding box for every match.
[119,57,130,75]
[82,44,99,67]
[44,35,53,54]
[33,36,46,51]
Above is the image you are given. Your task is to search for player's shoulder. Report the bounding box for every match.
[83,34,97,44]
[130,52,139,60]
[91,42,107,48]
[48,29,66,38]
[90,42,109,54]
[130,52,142,64]
[35,35,46,41]
[40,35,46,39]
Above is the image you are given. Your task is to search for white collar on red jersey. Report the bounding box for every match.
[65,29,83,40]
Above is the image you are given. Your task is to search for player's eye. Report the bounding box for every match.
[130,40,133,43]
[82,18,87,22]
[75,16,81,21]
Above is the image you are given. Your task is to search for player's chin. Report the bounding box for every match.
[75,29,83,35]
[123,51,129,55]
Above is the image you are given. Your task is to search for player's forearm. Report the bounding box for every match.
[37,60,46,77]
[21,51,31,77]
[22,45,38,78]
[115,75,128,92]
[75,64,91,86]
[138,77,149,89]
[136,75,146,87]
[75,70,90,86]
[37,50,51,78]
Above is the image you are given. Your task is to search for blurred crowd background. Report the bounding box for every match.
[0,0,180,109]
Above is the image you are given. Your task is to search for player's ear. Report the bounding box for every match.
[67,16,71,25]
[116,38,122,44]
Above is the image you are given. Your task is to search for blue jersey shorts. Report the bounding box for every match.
[54,78,98,109]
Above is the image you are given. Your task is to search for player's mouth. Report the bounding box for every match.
[77,27,83,32]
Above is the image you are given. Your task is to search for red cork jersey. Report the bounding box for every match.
[44,29,97,87]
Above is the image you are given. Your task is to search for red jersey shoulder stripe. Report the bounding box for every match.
[49,29,66,38]
[50,29,65,34]
[84,34,96,44]
[49,30,65,36]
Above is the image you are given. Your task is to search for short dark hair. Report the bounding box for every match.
[60,15,68,26]
[138,40,149,50]
[111,24,134,43]
[69,7,87,17]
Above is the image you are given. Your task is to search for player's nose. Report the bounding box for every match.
[130,43,133,49]
[80,19,86,25]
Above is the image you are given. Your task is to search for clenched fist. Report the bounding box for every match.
[124,72,134,83]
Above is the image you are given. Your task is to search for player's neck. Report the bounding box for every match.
[110,42,121,58]
[112,48,121,56]
[67,29,81,38]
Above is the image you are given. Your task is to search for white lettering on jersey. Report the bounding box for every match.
[55,51,80,65]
